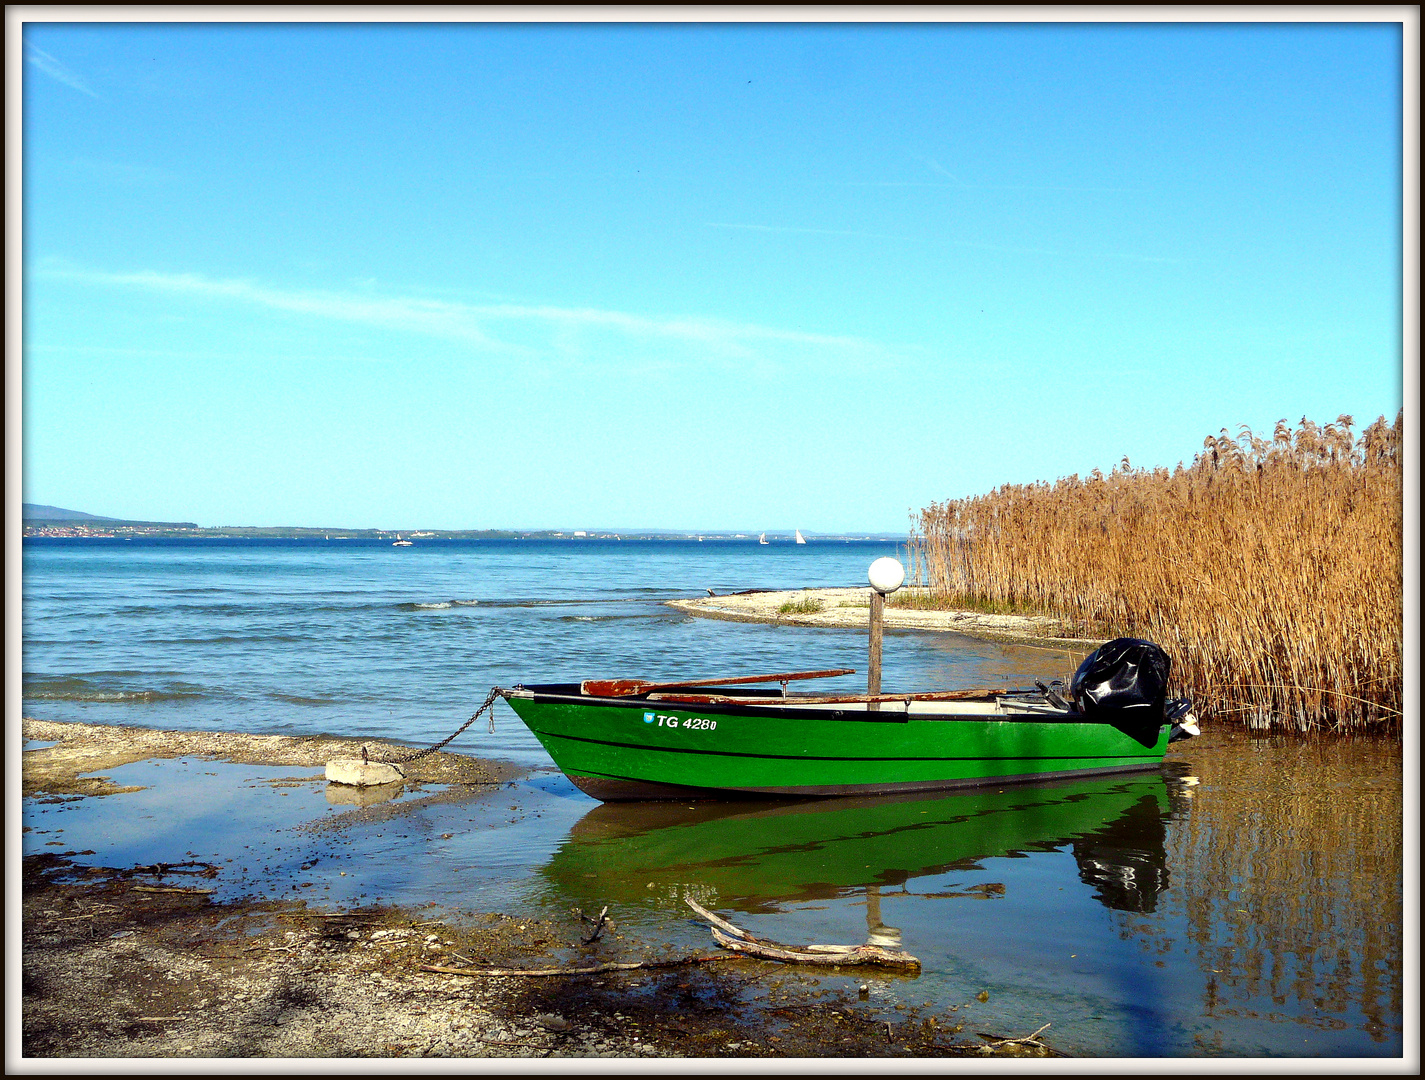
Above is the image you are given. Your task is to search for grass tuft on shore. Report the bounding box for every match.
[909,413,1404,735]
[777,593,825,615]
[887,588,1043,617]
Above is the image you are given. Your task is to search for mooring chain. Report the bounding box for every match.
[376,686,506,765]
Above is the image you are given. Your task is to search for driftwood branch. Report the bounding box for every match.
[974,1023,1066,1055]
[684,897,920,970]
[684,897,754,940]
[579,905,610,945]
[420,954,738,978]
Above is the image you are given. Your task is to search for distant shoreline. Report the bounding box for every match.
[22,528,909,542]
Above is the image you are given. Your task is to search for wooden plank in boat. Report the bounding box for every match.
[644,687,1010,705]
[581,668,855,698]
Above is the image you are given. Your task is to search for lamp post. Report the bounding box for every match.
[867,557,905,708]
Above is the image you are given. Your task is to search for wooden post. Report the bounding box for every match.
[868,588,884,709]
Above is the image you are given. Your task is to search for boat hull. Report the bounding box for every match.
[504,689,1171,801]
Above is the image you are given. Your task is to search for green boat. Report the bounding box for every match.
[500,638,1199,801]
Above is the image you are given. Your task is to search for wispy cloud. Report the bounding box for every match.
[36,264,896,371]
[25,42,100,99]
[923,157,963,184]
[705,222,1180,265]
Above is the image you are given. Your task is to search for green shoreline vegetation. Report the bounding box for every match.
[907,413,1404,736]
[776,592,826,615]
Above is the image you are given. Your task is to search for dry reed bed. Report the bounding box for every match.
[911,414,1403,734]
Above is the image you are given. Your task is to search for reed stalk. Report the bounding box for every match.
[911,413,1403,734]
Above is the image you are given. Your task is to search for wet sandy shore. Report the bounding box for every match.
[19,718,1053,1061]
[20,717,520,798]
[667,587,1102,650]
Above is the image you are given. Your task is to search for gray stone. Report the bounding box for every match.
[324,758,405,786]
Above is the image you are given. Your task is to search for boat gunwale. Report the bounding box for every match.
[508,684,1118,727]
[647,689,1009,706]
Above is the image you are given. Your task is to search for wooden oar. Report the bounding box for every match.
[581,668,855,698]
[646,687,1009,705]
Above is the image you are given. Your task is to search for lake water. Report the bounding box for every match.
[19,538,1407,1058]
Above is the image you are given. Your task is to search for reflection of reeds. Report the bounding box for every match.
[911,414,1403,733]
[1159,737,1403,1040]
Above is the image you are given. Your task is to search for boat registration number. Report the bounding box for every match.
[643,712,717,731]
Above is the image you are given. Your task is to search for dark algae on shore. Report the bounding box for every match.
[21,852,1044,1059]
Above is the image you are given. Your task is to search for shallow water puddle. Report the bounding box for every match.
[23,756,597,915]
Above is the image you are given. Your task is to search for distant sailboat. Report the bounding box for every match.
[759,532,768,545]
[393,534,413,547]
[795,529,806,544]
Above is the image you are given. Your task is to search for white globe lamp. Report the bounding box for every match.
[868,557,905,596]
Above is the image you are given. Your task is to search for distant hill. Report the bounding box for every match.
[23,504,198,528]
[23,504,120,522]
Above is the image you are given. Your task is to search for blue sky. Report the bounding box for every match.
[15,15,1410,533]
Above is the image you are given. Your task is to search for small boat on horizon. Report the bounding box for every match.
[393,535,413,546]
[795,529,807,544]
[759,532,768,545]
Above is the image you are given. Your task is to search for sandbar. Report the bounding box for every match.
[668,587,1102,650]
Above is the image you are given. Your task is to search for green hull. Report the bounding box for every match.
[539,773,1172,910]
[505,688,1170,801]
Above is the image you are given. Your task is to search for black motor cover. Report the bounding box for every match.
[1071,638,1172,731]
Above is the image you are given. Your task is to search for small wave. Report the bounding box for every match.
[557,613,653,623]
[116,603,264,616]
[25,687,210,703]
[167,635,306,645]
[270,692,340,707]
[29,669,150,680]
[481,596,672,608]
[399,599,480,611]
[24,673,212,704]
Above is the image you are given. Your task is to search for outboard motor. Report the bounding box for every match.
[1166,697,1200,742]
[1071,638,1197,746]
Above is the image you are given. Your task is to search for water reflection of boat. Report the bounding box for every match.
[539,772,1173,915]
